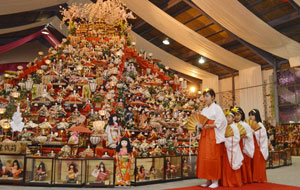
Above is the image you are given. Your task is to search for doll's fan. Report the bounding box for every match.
[186,113,208,133]
[236,123,247,138]
[225,126,234,138]
[245,120,261,131]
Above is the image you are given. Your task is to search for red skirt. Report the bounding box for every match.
[196,127,221,180]
[252,136,267,183]
[220,143,242,187]
[240,141,253,184]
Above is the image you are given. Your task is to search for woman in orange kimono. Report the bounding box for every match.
[197,88,227,188]
[249,109,268,183]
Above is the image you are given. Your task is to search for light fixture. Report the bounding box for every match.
[162,38,170,45]
[190,86,196,93]
[0,107,6,114]
[11,91,20,98]
[89,80,97,93]
[198,91,202,95]
[25,79,34,91]
[165,66,169,70]
[41,28,49,35]
[198,56,205,64]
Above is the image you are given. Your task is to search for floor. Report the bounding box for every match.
[1,156,299,190]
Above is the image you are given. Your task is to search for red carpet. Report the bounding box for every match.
[166,183,300,190]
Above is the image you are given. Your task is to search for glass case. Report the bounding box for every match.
[0,154,25,184]
[181,155,197,178]
[165,156,182,181]
[133,156,164,185]
[85,158,115,187]
[25,157,54,185]
[286,149,292,165]
[53,158,85,186]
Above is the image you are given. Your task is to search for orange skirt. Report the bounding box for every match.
[240,141,253,184]
[252,136,267,183]
[196,127,221,180]
[220,143,242,187]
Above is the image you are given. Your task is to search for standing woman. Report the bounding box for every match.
[248,109,268,183]
[196,88,227,188]
[233,107,255,184]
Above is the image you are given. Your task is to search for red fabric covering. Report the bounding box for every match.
[0,62,27,74]
[166,183,300,190]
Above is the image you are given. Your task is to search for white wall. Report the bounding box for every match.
[0,40,49,64]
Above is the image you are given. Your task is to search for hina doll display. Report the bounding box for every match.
[35,162,47,181]
[91,162,110,183]
[137,165,146,181]
[66,163,79,183]
[115,137,133,186]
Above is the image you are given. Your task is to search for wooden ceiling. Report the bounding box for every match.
[0,0,299,79]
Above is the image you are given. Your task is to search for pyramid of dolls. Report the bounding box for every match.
[0,0,201,158]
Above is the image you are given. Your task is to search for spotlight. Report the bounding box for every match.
[162,38,170,45]
[198,56,205,64]
[190,86,196,93]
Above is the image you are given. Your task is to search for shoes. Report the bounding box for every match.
[208,180,218,188]
[200,180,212,187]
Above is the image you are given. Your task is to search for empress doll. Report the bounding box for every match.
[138,165,146,181]
[105,114,122,148]
[35,162,47,181]
[7,160,23,178]
[92,162,110,183]
[115,137,133,186]
[66,163,79,183]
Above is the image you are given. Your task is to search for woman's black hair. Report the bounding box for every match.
[149,165,155,172]
[12,160,20,170]
[68,163,78,173]
[108,114,118,125]
[0,160,3,171]
[98,162,106,171]
[116,137,132,153]
[248,109,262,123]
[37,162,46,171]
[203,88,215,99]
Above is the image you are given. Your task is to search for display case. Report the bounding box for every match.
[53,158,85,186]
[181,155,197,179]
[85,158,115,187]
[0,154,25,184]
[132,156,164,185]
[165,156,182,181]
[24,156,54,185]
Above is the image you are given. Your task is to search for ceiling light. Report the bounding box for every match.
[162,38,170,45]
[198,56,205,64]
[42,28,49,35]
[190,86,196,93]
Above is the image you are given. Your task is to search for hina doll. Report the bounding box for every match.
[92,162,110,183]
[115,137,133,186]
[165,159,176,179]
[149,166,157,180]
[35,162,47,181]
[66,163,79,183]
[220,110,243,187]
[138,165,146,181]
[197,88,227,188]
[105,114,122,148]
[7,160,23,178]
[182,158,192,177]
[249,109,268,183]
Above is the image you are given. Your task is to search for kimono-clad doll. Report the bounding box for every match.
[105,114,122,148]
[66,163,79,183]
[7,160,23,178]
[92,162,110,184]
[35,162,47,181]
[115,137,133,186]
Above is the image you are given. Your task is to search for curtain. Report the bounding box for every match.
[123,0,258,71]
[239,66,265,120]
[0,0,68,15]
[192,0,300,62]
